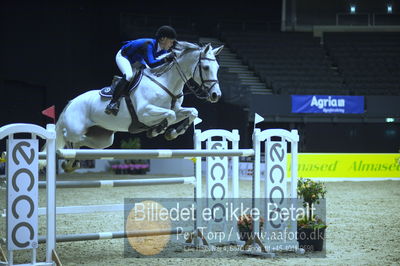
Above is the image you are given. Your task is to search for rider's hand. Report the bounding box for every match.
[164,53,175,63]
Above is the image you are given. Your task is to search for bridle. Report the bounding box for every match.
[144,47,219,109]
[174,49,219,100]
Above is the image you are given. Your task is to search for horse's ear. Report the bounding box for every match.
[212,45,224,56]
[203,43,211,54]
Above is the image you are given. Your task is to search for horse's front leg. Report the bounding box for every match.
[164,107,198,140]
[136,104,177,138]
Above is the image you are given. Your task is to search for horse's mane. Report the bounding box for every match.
[172,41,201,54]
[149,41,201,76]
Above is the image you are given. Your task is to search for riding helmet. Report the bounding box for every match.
[155,25,177,40]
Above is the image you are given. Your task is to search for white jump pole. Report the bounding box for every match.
[57,148,254,160]
[38,176,196,189]
[45,124,57,265]
[37,227,193,243]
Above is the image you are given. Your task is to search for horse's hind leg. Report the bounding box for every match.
[59,113,88,172]
[61,128,114,173]
[62,108,89,145]
[82,126,115,149]
[61,142,82,173]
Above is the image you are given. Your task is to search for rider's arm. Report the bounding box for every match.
[142,41,167,68]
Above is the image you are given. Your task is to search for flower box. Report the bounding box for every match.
[111,163,150,174]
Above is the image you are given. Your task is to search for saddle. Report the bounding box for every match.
[99,71,150,134]
[99,70,170,137]
[99,71,143,98]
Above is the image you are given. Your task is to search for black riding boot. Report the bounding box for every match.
[105,78,130,116]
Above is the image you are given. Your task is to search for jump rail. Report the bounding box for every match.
[38,176,196,189]
[57,148,255,160]
[1,204,126,218]
[37,227,193,243]
[0,123,303,265]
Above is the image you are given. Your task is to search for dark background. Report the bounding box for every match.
[1,1,399,152]
[0,1,281,149]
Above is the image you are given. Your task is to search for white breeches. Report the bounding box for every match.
[116,50,139,82]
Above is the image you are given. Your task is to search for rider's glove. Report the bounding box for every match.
[164,53,175,63]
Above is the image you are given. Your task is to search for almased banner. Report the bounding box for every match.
[291,95,364,114]
[237,154,400,179]
[292,153,400,178]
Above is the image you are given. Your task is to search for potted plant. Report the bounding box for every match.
[237,214,264,241]
[297,178,327,252]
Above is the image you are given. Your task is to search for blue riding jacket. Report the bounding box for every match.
[120,38,168,68]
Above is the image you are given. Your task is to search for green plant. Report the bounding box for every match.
[120,137,141,149]
[297,178,327,206]
[108,160,121,166]
[120,137,144,164]
[297,215,327,230]
[297,178,327,229]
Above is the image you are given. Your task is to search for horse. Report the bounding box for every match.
[54,41,224,172]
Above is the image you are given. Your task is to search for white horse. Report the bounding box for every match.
[55,41,223,171]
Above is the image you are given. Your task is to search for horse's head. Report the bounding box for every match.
[192,43,224,103]
[173,42,224,103]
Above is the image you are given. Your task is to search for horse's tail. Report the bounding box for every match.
[55,100,77,150]
[54,106,66,150]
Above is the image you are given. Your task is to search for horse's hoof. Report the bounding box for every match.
[146,127,167,138]
[146,130,155,138]
[146,129,161,138]
[62,161,73,173]
[62,161,81,173]
[72,161,81,169]
[157,119,168,135]
[164,128,177,141]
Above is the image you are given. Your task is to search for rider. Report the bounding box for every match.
[105,25,177,116]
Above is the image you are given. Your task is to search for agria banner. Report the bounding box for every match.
[291,95,364,114]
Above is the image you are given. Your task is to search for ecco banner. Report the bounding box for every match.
[206,140,229,240]
[7,139,39,250]
[291,95,364,114]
